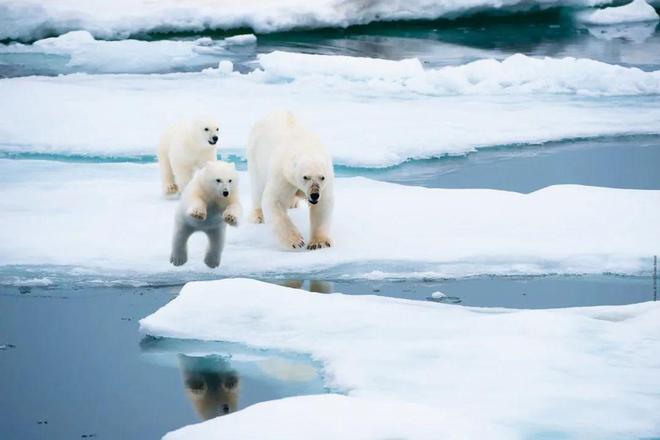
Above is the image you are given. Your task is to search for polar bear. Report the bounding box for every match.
[170,161,242,268]
[158,118,220,195]
[247,111,334,250]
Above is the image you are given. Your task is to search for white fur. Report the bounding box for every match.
[247,111,334,250]
[170,161,242,268]
[158,118,220,195]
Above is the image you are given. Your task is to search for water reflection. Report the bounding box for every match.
[584,22,658,44]
[277,279,334,293]
[139,337,327,423]
[178,355,239,420]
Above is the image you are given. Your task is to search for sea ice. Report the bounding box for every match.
[140,278,660,439]
[0,160,658,280]
[0,31,257,74]
[0,0,625,41]
[1,53,660,167]
[577,0,660,25]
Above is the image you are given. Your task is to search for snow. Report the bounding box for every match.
[165,394,506,439]
[258,51,660,96]
[1,53,660,167]
[0,31,256,74]
[1,160,658,282]
[577,0,660,25]
[0,0,613,41]
[430,290,447,298]
[257,51,426,81]
[140,278,660,439]
[222,34,257,46]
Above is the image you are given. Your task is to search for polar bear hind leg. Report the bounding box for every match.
[171,224,194,266]
[203,226,225,268]
[158,144,178,196]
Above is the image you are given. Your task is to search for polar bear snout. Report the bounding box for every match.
[222,190,229,197]
[309,192,320,204]
[208,135,219,145]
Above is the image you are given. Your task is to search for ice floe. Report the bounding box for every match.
[1,53,660,167]
[1,160,658,281]
[0,31,256,74]
[577,0,660,25]
[0,0,622,41]
[140,278,660,439]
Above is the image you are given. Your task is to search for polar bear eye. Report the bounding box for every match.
[216,128,219,131]
[204,128,209,132]
[303,176,310,180]
[228,179,232,183]
[216,178,222,183]
[320,176,325,181]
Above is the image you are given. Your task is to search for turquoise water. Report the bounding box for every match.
[2,9,659,77]
[2,135,659,193]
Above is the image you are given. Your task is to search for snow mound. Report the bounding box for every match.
[1,160,658,279]
[2,54,660,167]
[577,0,660,25]
[222,34,257,46]
[0,31,256,74]
[257,51,660,96]
[140,278,660,439]
[0,0,619,41]
[257,51,426,81]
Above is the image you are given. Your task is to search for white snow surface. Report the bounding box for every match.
[258,51,660,95]
[1,160,658,279]
[1,52,660,167]
[0,31,255,74]
[0,0,612,41]
[577,0,660,25]
[140,278,660,439]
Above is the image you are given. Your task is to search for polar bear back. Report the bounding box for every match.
[247,111,329,180]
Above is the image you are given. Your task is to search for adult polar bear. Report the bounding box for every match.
[248,111,334,250]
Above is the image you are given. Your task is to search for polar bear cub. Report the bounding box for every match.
[170,161,242,268]
[158,118,220,195]
[247,111,334,250]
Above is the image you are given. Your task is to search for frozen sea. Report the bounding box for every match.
[1,2,660,439]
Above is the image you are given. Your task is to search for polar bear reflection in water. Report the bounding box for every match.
[175,282,331,421]
[179,354,240,420]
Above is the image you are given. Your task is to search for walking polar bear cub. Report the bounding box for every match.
[170,161,242,268]
[158,118,220,195]
[248,111,334,250]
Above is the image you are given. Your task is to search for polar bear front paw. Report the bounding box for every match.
[204,253,221,269]
[307,237,332,250]
[164,183,179,195]
[250,209,264,224]
[286,233,305,249]
[170,252,187,266]
[224,213,238,226]
[188,206,207,221]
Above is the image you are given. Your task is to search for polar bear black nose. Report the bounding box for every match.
[223,191,229,197]
[212,136,218,142]
[310,192,320,201]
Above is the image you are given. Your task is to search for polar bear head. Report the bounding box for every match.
[294,155,333,205]
[200,161,238,198]
[192,118,221,146]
